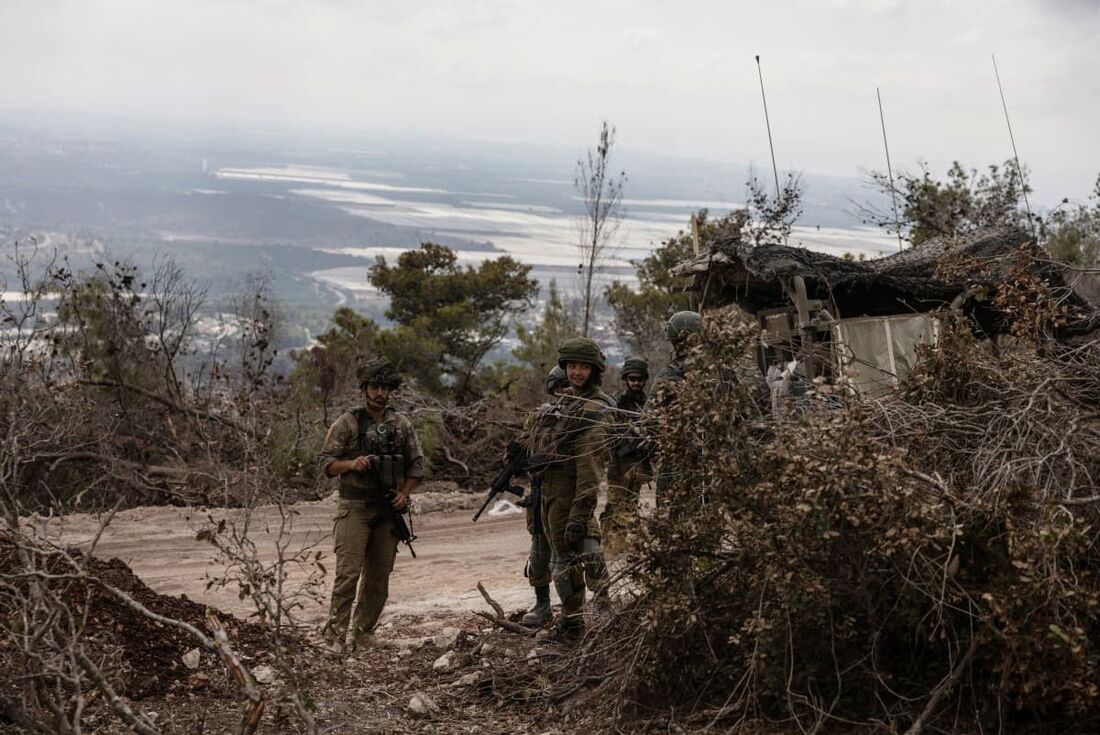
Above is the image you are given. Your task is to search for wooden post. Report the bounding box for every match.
[690,212,701,257]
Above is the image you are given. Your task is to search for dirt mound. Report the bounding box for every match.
[0,534,269,700]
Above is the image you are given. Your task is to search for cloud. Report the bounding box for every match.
[0,0,1096,198]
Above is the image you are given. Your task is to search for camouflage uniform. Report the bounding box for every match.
[520,404,554,623]
[318,382,424,648]
[535,339,613,631]
[600,359,650,553]
[650,312,701,497]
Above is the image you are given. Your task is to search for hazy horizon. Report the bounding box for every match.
[2,0,1098,203]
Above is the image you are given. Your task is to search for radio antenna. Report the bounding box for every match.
[755,55,782,198]
[992,54,1037,239]
[876,87,904,251]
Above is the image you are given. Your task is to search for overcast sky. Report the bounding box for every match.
[3,0,1098,203]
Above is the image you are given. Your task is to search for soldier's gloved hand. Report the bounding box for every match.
[564,521,585,552]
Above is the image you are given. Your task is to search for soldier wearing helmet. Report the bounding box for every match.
[318,358,424,651]
[648,312,703,499]
[600,357,651,554]
[525,337,613,638]
[663,311,702,379]
[514,365,569,626]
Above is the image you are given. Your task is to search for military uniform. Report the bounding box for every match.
[534,339,614,632]
[521,403,554,619]
[600,384,649,551]
[649,355,687,404]
[319,399,424,647]
[650,312,701,498]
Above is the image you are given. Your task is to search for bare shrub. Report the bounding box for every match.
[493,303,1100,733]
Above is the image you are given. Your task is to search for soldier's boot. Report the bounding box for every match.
[320,622,347,654]
[551,555,586,642]
[349,631,376,653]
[582,538,610,598]
[522,585,553,626]
[549,613,584,642]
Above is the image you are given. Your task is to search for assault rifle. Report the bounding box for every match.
[472,440,534,522]
[369,493,418,557]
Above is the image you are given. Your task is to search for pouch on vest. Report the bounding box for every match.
[526,403,564,473]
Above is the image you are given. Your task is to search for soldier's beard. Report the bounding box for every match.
[365,394,388,411]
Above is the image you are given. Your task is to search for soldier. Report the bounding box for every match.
[531,337,613,638]
[599,357,650,554]
[318,359,424,651]
[650,311,702,498]
[658,310,702,388]
[517,366,569,627]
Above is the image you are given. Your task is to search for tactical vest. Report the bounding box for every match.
[527,390,612,473]
[527,401,564,465]
[339,410,407,499]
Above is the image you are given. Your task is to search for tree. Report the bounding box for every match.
[54,260,157,392]
[1044,175,1100,267]
[863,160,1032,245]
[513,280,578,373]
[144,255,206,401]
[369,243,538,397]
[231,274,280,400]
[606,210,744,366]
[575,121,626,337]
[744,169,804,247]
[290,307,379,421]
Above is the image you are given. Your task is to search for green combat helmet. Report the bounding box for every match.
[545,366,567,395]
[621,357,649,380]
[557,337,606,373]
[357,359,403,389]
[665,311,702,344]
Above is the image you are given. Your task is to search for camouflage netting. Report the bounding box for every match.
[495,304,1100,733]
[675,226,1100,336]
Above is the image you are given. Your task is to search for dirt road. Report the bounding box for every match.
[32,493,541,626]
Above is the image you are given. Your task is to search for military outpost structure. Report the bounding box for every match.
[672,225,1100,395]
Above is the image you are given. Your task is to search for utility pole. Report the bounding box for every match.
[876,88,904,251]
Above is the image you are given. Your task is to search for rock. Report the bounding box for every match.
[187,672,210,690]
[397,648,413,659]
[432,650,465,673]
[480,642,512,658]
[454,671,483,687]
[181,647,201,670]
[432,626,466,650]
[526,647,541,662]
[408,692,439,717]
[252,665,277,685]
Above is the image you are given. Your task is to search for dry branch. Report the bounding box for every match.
[78,378,255,435]
[476,581,533,635]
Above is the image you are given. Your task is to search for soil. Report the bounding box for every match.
[11,487,652,733]
[0,536,269,701]
[29,489,538,625]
